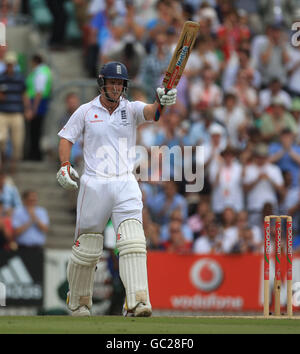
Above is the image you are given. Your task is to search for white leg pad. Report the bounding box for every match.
[67,233,103,311]
[117,219,151,312]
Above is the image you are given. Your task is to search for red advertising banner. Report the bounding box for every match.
[147,252,300,312]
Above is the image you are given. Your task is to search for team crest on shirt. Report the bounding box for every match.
[120,110,129,126]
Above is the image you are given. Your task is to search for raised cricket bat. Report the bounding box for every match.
[154,21,200,121]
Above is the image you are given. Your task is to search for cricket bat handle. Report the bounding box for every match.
[154,88,170,121]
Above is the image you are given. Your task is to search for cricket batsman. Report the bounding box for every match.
[56,62,177,317]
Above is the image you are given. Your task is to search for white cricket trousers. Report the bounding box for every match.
[75,173,143,239]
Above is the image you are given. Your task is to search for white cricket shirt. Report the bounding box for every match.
[243,163,284,211]
[58,95,148,178]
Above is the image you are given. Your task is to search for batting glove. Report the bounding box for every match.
[57,161,79,190]
[156,88,177,106]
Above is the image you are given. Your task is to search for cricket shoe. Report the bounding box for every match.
[123,302,152,317]
[71,305,91,317]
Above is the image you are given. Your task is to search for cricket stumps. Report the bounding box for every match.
[264,215,293,317]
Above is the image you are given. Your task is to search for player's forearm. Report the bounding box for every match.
[143,102,159,121]
[59,138,73,164]
[32,93,42,114]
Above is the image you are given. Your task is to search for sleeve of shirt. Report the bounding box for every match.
[34,71,47,93]
[58,104,86,144]
[129,101,147,126]
[12,208,25,229]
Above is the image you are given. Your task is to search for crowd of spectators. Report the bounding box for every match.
[0,1,53,250]
[1,0,300,255]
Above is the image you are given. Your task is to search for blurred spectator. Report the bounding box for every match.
[219,206,240,253]
[160,208,193,242]
[243,144,284,226]
[72,0,89,34]
[259,77,291,113]
[216,9,250,61]
[222,46,261,91]
[0,170,22,216]
[235,0,262,34]
[45,0,68,50]
[213,92,248,148]
[88,0,126,75]
[254,22,290,87]
[138,31,172,100]
[147,180,188,225]
[193,223,223,254]
[0,0,20,25]
[189,66,222,120]
[259,96,298,143]
[104,34,145,80]
[185,35,220,79]
[132,0,157,24]
[25,54,52,161]
[215,0,236,24]
[154,110,191,179]
[12,190,49,249]
[231,226,261,253]
[142,205,162,250]
[0,46,7,75]
[59,92,80,129]
[231,69,258,114]
[269,128,300,187]
[59,92,82,167]
[209,146,244,216]
[280,172,300,249]
[287,44,300,97]
[113,0,145,41]
[259,0,296,29]
[202,123,227,169]
[196,4,219,33]
[238,126,263,164]
[0,199,14,250]
[290,98,300,143]
[187,198,211,239]
[0,51,30,174]
[189,109,222,146]
[162,218,192,254]
[236,209,263,251]
[146,0,181,45]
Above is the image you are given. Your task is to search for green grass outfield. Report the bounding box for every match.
[0,316,299,334]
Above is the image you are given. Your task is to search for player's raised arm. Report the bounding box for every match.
[56,138,79,190]
[143,88,177,121]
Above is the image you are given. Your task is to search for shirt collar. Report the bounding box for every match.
[92,95,126,112]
